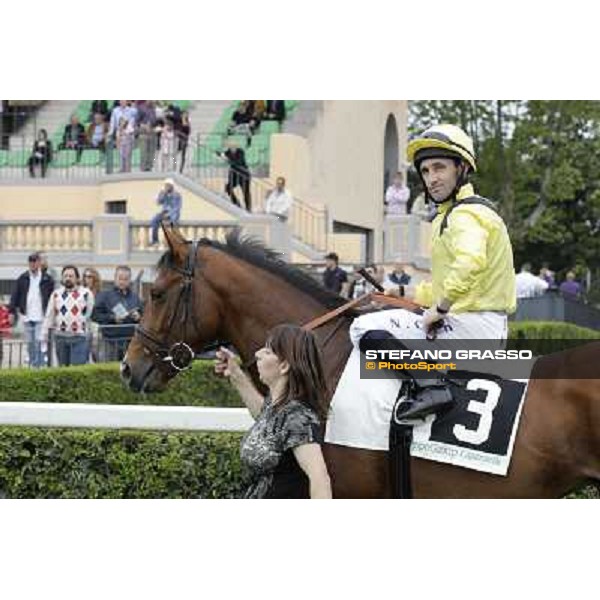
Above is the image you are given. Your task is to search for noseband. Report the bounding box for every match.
[136,241,200,376]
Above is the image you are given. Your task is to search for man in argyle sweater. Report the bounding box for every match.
[42,265,95,366]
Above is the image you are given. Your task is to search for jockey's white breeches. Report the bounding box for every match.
[349,309,508,351]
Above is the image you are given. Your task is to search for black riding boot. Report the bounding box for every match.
[394,379,454,421]
[359,330,454,421]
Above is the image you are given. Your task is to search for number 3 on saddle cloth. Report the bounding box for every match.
[393,374,528,476]
[324,346,529,478]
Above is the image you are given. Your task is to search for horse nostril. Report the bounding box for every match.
[121,361,132,381]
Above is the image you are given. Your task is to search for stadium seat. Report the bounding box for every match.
[7,151,28,168]
[259,121,280,135]
[0,150,8,167]
[252,133,270,146]
[192,147,217,168]
[132,147,141,167]
[204,134,224,150]
[80,149,101,167]
[245,146,264,167]
[52,150,78,168]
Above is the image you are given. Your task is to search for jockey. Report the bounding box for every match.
[350,123,516,420]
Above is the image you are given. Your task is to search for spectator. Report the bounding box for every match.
[60,115,86,160]
[228,101,259,138]
[559,271,582,301]
[82,267,102,296]
[252,100,266,128]
[539,264,557,290]
[217,143,252,211]
[265,176,293,222]
[178,111,191,173]
[87,113,108,152]
[42,265,94,366]
[383,261,411,291]
[264,100,286,124]
[0,296,11,368]
[515,263,548,299]
[164,103,182,131]
[82,268,102,363]
[89,100,109,122]
[8,253,55,368]
[39,252,59,286]
[136,101,157,172]
[409,191,435,221]
[150,178,182,246]
[108,101,137,139]
[92,266,143,362]
[348,265,379,299]
[322,252,348,296]
[159,118,177,172]
[385,171,410,215]
[116,116,135,173]
[27,129,52,178]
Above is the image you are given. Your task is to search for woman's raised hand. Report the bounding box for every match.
[214,347,241,378]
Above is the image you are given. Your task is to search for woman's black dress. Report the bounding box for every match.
[240,396,322,499]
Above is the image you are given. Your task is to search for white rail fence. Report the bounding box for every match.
[0,403,253,432]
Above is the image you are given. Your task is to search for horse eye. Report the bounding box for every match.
[150,289,165,302]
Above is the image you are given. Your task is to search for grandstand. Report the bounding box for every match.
[0,101,418,289]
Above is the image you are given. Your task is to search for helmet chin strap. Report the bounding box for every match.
[420,162,470,206]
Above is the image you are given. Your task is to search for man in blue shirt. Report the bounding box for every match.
[150,178,182,245]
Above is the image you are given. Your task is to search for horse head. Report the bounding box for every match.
[121,223,222,393]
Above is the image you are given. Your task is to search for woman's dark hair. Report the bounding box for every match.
[38,129,48,140]
[83,267,102,295]
[266,324,328,421]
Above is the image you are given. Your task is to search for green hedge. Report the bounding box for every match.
[0,427,244,498]
[508,321,600,355]
[0,361,243,407]
[0,321,597,498]
[508,320,600,340]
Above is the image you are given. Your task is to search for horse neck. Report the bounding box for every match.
[199,248,353,397]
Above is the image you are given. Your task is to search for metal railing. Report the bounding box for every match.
[0,132,269,179]
[1,325,141,369]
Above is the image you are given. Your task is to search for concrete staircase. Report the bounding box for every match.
[9,100,81,150]
[186,100,232,143]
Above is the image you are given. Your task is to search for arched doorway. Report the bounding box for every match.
[383,114,399,193]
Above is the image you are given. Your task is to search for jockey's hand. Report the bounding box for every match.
[215,347,242,379]
[422,306,445,333]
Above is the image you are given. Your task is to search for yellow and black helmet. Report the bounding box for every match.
[407,124,477,173]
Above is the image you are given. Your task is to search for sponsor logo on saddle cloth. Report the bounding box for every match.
[324,348,529,476]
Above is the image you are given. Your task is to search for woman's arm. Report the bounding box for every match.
[215,347,264,418]
[293,443,332,499]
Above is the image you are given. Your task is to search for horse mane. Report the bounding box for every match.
[210,229,349,311]
[157,229,350,311]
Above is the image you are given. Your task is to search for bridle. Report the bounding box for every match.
[134,240,426,379]
[135,241,203,377]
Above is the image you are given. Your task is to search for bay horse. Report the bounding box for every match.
[121,226,600,498]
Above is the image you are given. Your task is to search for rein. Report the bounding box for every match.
[302,292,423,332]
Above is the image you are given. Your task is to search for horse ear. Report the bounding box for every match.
[162,222,188,263]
